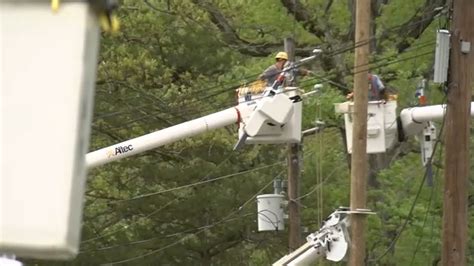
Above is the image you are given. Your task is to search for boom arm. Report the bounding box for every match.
[86,107,242,168]
[399,102,474,137]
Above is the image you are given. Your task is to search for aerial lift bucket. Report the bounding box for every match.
[1,1,100,259]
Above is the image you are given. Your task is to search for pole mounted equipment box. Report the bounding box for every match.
[256,194,285,231]
[419,122,437,166]
[0,1,100,260]
[434,29,450,83]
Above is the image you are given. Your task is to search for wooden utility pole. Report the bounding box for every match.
[284,37,302,251]
[349,0,370,265]
[442,1,473,265]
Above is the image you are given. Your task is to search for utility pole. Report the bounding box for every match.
[442,1,473,265]
[284,37,302,251]
[349,0,370,265]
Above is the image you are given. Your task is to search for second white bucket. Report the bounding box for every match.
[256,194,285,231]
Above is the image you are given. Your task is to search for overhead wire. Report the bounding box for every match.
[101,176,278,265]
[82,148,238,244]
[257,210,280,230]
[314,87,324,226]
[408,162,439,265]
[81,198,178,244]
[80,212,253,254]
[82,149,289,250]
[91,49,434,145]
[96,44,436,136]
[369,95,447,263]
[409,94,446,263]
[208,38,436,102]
[295,39,435,89]
[295,52,433,95]
[93,44,432,134]
[187,30,436,108]
[428,139,443,257]
[111,161,284,203]
[84,149,314,257]
[192,39,435,109]
[89,47,435,162]
[297,164,346,201]
[91,73,438,264]
[93,9,444,125]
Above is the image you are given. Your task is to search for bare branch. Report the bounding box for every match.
[344,0,355,42]
[188,0,320,57]
[280,0,350,89]
[144,0,176,15]
[324,0,334,15]
[190,0,282,56]
[280,0,325,39]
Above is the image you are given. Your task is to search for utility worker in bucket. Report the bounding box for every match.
[368,73,386,101]
[259,51,314,87]
[346,73,386,101]
[259,51,289,87]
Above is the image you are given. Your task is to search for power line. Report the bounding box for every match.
[81,199,178,244]
[96,44,436,135]
[298,41,435,85]
[101,177,277,265]
[369,96,447,263]
[92,49,433,141]
[188,40,434,108]
[82,149,295,257]
[93,10,444,124]
[81,151,289,248]
[112,161,285,203]
[82,149,238,244]
[90,154,312,261]
[409,163,439,265]
[428,141,444,258]
[92,38,435,134]
[295,53,432,96]
[80,212,253,254]
[296,164,346,201]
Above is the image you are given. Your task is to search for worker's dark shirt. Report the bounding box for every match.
[259,64,281,86]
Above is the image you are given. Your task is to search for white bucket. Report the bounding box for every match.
[1,1,100,260]
[256,194,285,231]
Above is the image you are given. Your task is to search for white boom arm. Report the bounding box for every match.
[399,102,474,165]
[399,102,474,137]
[86,108,242,168]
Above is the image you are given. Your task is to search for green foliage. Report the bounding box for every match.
[366,153,444,264]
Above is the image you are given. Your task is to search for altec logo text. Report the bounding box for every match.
[107,144,134,158]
